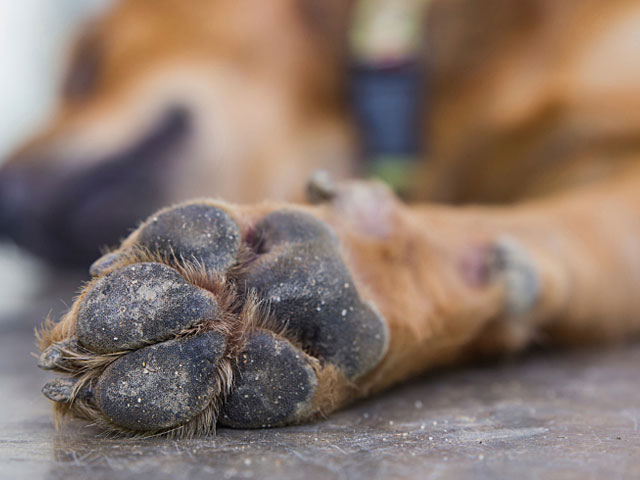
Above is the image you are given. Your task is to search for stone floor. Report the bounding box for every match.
[0,275,639,480]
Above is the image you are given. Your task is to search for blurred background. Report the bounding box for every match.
[2,2,640,477]
[2,0,640,320]
[0,0,112,160]
[0,0,112,317]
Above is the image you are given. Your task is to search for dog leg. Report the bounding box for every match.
[37,176,640,436]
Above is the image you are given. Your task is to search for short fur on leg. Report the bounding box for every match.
[38,200,383,437]
[39,174,640,437]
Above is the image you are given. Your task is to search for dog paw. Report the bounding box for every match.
[38,202,388,436]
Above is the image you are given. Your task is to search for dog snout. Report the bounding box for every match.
[0,106,193,267]
[0,166,35,238]
[0,160,109,266]
[0,161,71,262]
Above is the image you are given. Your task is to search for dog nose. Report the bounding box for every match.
[0,163,87,266]
[0,166,31,239]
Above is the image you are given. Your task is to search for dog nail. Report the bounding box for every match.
[77,263,221,353]
[137,204,241,274]
[38,339,76,370]
[306,170,337,204]
[491,236,541,316]
[94,332,226,431]
[89,251,127,277]
[219,331,317,428]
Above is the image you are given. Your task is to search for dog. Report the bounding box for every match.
[0,0,357,265]
[11,0,640,435]
[5,0,640,265]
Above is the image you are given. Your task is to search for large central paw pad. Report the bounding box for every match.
[246,211,387,380]
[38,202,388,436]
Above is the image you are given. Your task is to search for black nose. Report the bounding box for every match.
[0,174,7,235]
[0,162,100,267]
[0,166,32,240]
[0,106,192,268]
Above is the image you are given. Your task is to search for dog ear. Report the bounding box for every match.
[62,30,103,101]
[297,0,355,58]
[427,0,545,79]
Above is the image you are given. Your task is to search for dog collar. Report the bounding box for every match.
[349,0,432,193]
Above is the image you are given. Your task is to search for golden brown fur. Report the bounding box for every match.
[10,0,356,203]
[8,0,640,204]
[419,0,640,202]
[36,172,640,435]
[22,0,640,434]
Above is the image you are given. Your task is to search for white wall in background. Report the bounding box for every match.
[0,0,113,162]
[0,0,114,316]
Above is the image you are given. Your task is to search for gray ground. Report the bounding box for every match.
[0,264,639,480]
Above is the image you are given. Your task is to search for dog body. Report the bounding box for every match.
[0,0,356,263]
[422,0,640,202]
[6,0,640,434]
[5,0,640,262]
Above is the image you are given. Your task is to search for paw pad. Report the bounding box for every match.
[77,262,221,353]
[137,204,241,273]
[39,203,388,436]
[95,333,226,431]
[219,331,318,428]
[246,211,388,380]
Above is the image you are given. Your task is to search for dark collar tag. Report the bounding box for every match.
[349,0,431,193]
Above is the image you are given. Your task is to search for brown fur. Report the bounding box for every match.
[7,0,357,204]
[25,0,640,435]
[38,176,640,436]
[7,0,640,203]
[419,0,640,202]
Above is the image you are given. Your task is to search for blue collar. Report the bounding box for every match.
[348,0,429,192]
[351,62,423,192]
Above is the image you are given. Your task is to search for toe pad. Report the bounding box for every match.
[77,263,220,353]
[95,332,226,431]
[219,332,318,428]
[137,204,241,273]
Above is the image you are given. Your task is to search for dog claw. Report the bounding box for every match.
[76,262,221,353]
[89,251,128,277]
[219,331,318,428]
[491,236,541,316]
[94,332,226,431]
[38,339,76,371]
[42,377,93,403]
[42,378,78,403]
[306,170,337,204]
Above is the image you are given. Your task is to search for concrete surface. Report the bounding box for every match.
[1,277,639,480]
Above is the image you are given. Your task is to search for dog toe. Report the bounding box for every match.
[136,204,241,274]
[94,332,226,431]
[76,262,221,353]
[219,331,318,428]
